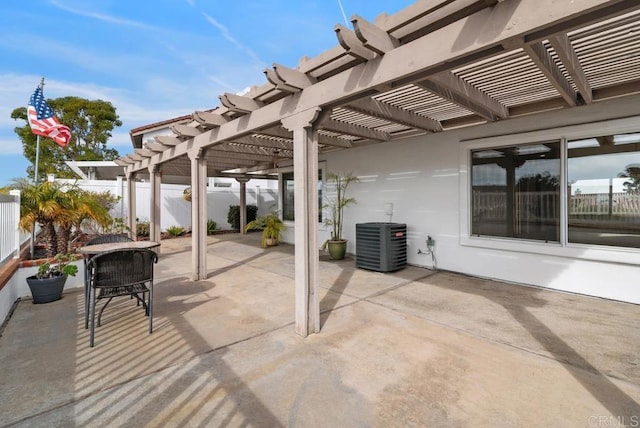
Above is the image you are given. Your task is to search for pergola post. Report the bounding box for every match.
[126,171,137,239]
[149,164,162,244]
[188,148,208,280]
[236,177,250,234]
[282,108,321,337]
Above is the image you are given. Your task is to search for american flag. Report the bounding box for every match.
[27,87,71,147]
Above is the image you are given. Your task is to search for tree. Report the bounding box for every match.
[11,96,122,181]
[618,164,640,193]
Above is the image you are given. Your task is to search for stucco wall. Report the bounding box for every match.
[313,95,640,304]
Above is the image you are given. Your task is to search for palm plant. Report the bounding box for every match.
[18,181,113,257]
[324,172,359,241]
[19,181,68,257]
[246,212,287,247]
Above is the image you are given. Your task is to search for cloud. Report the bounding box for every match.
[201,13,265,66]
[49,0,157,30]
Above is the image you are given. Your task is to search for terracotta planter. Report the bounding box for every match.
[26,274,68,304]
[265,237,279,247]
[327,240,347,260]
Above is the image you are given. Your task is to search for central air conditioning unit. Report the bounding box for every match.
[355,223,407,272]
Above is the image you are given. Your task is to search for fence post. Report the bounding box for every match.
[9,190,20,259]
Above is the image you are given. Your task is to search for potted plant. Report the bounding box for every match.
[26,253,79,304]
[246,212,287,247]
[322,172,359,260]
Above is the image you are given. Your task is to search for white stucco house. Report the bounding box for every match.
[111,0,640,336]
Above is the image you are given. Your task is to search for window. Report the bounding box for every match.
[568,133,640,248]
[281,171,323,222]
[471,142,561,242]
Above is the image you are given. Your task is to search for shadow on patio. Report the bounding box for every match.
[0,233,639,426]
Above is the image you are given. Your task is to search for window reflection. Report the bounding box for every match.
[568,133,640,248]
[471,142,561,242]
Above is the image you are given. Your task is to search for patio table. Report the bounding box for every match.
[77,240,160,255]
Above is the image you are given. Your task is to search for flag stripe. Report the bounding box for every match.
[27,87,71,147]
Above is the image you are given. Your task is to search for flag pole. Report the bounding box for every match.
[30,77,45,258]
[33,77,45,185]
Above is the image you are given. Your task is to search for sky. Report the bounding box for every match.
[0,0,416,187]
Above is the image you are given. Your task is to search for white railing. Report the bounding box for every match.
[0,191,27,265]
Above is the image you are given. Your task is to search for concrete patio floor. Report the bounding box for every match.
[0,233,639,427]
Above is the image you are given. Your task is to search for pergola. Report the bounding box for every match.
[116,0,640,336]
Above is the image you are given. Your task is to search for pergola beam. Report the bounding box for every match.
[346,97,442,132]
[155,135,183,146]
[144,142,170,152]
[320,118,391,141]
[352,14,399,55]
[335,24,375,61]
[521,41,578,106]
[192,110,228,127]
[134,148,155,158]
[219,92,264,113]
[548,33,593,104]
[418,71,509,121]
[171,124,203,138]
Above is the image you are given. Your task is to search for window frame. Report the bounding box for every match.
[278,163,326,225]
[459,116,640,265]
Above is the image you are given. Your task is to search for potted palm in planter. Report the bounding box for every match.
[322,172,359,260]
[16,181,111,303]
[246,212,287,247]
[26,253,78,303]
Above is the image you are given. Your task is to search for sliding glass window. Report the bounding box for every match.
[281,171,323,223]
[471,142,561,242]
[567,133,640,248]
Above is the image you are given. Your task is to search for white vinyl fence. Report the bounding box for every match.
[65,179,278,232]
[0,191,30,265]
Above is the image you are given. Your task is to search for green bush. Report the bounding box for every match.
[227,205,258,230]
[207,219,217,235]
[166,225,185,236]
[136,220,150,237]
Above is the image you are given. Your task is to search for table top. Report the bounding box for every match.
[76,240,160,255]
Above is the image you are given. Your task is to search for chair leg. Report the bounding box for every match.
[84,260,90,330]
[90,288,96,347]
[149,282,153,334]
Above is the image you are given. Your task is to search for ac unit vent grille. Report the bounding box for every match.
[355,223,407,272]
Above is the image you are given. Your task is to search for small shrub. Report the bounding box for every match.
[166,225,185,236]
[137,220,150,237]
[105,217,130,234]
[207,219,217,235]
[227,205,258,230]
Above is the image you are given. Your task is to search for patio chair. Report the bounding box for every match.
[83,234,134,329]
[86,248,158,347]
